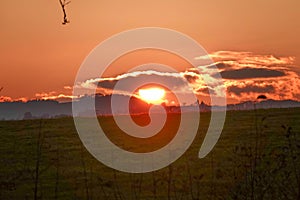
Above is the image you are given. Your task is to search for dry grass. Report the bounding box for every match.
[0,108,299,199]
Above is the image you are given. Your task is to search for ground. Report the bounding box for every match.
[0,108,300,199]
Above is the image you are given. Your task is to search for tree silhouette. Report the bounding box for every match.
[257,94,267,100]
[59,0,71,25]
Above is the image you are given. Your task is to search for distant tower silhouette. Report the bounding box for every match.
[23,112,33,120]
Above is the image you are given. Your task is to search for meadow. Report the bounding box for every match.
[0,108,300,199]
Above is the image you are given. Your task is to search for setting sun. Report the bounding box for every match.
[138,87,165,104]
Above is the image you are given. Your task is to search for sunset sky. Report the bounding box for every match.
[0,0,300,104]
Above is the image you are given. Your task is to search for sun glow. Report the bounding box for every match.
[138,87,166,104]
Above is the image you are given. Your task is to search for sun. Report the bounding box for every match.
[138,87,166,104]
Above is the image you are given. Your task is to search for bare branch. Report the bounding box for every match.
[0,87,3,93]
[59,0,71,25]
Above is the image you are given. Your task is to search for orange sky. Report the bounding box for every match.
[0,0,300,103]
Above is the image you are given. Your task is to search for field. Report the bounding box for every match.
[0,108,300,199]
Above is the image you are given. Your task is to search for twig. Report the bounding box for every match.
[113,170,124,200]
[152,171,157,200]
[80,146,89,200]
[185,157,195,199]
[54,144,59,200]
[167,165,172,200]
[34,120,43,200]
[210,152,215,200]
[59,0,71,25]
[285,127,300,199]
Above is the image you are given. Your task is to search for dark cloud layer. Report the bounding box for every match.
[97,73,188,93]
[183,74,198,83]
[219,68,285,79]
[97,80,117,90]
[228,85,275,96]
[211,62,232,70]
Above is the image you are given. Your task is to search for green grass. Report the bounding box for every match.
[0,108,300,199]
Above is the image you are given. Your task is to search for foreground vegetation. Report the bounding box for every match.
[0,108,300,199]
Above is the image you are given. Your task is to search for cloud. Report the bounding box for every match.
[2,50,300,105]
[35,91,77,103]
[54,51,300,104]
[201,51,300,103]
[0,96,13,102]
[97,80,117,90]
[214,62,232,69]
[219,68,285,79]
[63,86,73,90]
[183,73,199,83]
[78,70,185,89]
[78,70,201,93]
[227,85,275,96]
[73,68,225,105]
[203,51,295,67]
[0,96,26,102]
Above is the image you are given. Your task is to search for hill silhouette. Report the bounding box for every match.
[1,94,300,120]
